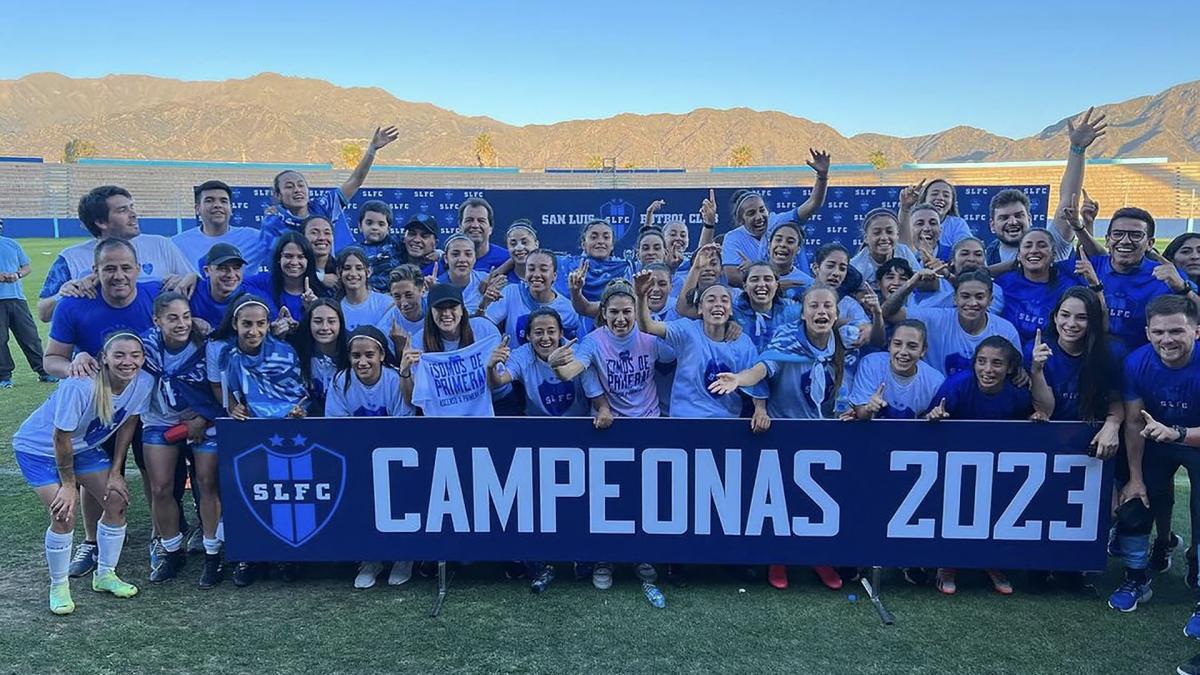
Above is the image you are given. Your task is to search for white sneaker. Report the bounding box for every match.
[354,561,385,589]
[388,560,414,586]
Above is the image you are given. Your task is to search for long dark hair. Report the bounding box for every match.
[335,325,396,394]
[269,231,326,303]
[800,285,847,397]
[423,301,475,352]
[152,291,204,347]
[1042,287,1114,421]
[290,298,348,391]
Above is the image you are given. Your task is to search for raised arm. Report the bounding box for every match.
[796,149,831,222]
[897,179,926,247]
[567,259,600,318]
[697,189,717,250]
[486,335,514,388]
[1028,330,1056,419]
[1053,107,1108,243]
[881,268,935,323]
[339,126,399,201]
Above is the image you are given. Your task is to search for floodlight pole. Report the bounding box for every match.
[429,560,453,617]
[860,566,895,625]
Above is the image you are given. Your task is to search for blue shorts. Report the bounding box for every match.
[143,425,218,455]
[14,448,112,488]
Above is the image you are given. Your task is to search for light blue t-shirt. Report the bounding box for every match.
[12,372,153,457]
[340,291,394,331]
[906,306,1021,377]
[0,237,30,300]
[484,284,583,346]
[411,316,499,353]
[910,277,1006,315]
[505,343,590,417]
[437,270,491,313]
[326,367,413,417]
[173,226,265,273]
[849,352,945,420]
[722,210,804,268]
[850,244,921,285]
[374,306,425,340]
[411,333,501,417]
[663,319,764,418]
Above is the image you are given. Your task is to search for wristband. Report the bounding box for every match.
[1173,425,1189,444]
[1088,283,1104,292]
[1069,144,1086,156]
[702,223,715,229]
[400,371,411,379]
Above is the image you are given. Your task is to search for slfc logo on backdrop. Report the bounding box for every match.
[233,434,346,547]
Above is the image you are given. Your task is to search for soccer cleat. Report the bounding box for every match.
[768,565,789,590]
[529,565,555,594]
[1187,604,1200,640]
[1108,577,1152,612]
[232,561,256,587]
[49,582,74,615]
[38,374,60,383]
[354,562,384,589]
[150,549,187,583]
[503,561,527,580]
[92,571,138,598]
[642,581,666,608]
[198,553,224,589]
[0,379,13,389]
[68,541,98,578]
[148,538,164,572]
[1178,653,1200,675]
[936,568,957,595]
[814,566,843,590]
[635,563,658,584]
[388,561,413,586]
[1152,533,1184,574]
[903,567,931,586]
[592,563,613,591]
[186,527,205,555]
[987,569,1014,595]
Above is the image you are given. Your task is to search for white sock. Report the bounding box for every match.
[96,520,127,576]
[45,528,73,585]
[161,533,183,553]
[215,520,224,543]
[203,536,221,555]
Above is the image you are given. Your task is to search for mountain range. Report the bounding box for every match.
[1,72,1198,167]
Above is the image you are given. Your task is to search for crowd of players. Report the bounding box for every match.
[5,113,1200,641]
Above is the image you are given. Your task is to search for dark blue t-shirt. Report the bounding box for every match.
[1058,254,1173,352]
[49,281,161,356]
[931,370,1033,421]
[189,281,243,327]
[995,270,1081,347]
[1123,342,1200,449]
[1025,338,1126,421]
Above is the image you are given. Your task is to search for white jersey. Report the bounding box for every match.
[39,234,195,299]
[12,372,153,457]
[325,367,413,417]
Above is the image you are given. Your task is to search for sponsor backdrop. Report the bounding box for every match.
[218,417,1109,570]
[224,184,1050,256]
[3,184,1049,247]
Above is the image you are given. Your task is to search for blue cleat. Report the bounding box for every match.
[1186,604,1200,640]
[1108,577,1152,612]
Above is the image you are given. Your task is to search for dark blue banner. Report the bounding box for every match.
[224,184,1049,256]
[217,417,1110,570]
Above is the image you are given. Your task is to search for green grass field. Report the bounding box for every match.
[0,237,1195,674]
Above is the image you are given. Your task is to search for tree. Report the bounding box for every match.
[339,141,364,169]
[63,138,97,163]
[474,133,497,167]
[868,150,887,170]
[584,154,604,169]
[730,145,753,167]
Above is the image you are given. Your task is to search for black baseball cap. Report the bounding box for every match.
[427,283,464,308]
[205,243,246,267]
[404,213,438,236]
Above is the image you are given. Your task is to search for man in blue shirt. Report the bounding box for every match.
[189,243,246,326]
[173,180,264,273]
[1111,295,1200,630]
[0,217,55,387]
[458,197,510,273]
[44,238,159,377]
[1072,207,1199,351]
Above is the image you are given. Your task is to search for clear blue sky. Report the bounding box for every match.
[0,0,1196,139]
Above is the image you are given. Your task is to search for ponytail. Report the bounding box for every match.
[92,361,116,427]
